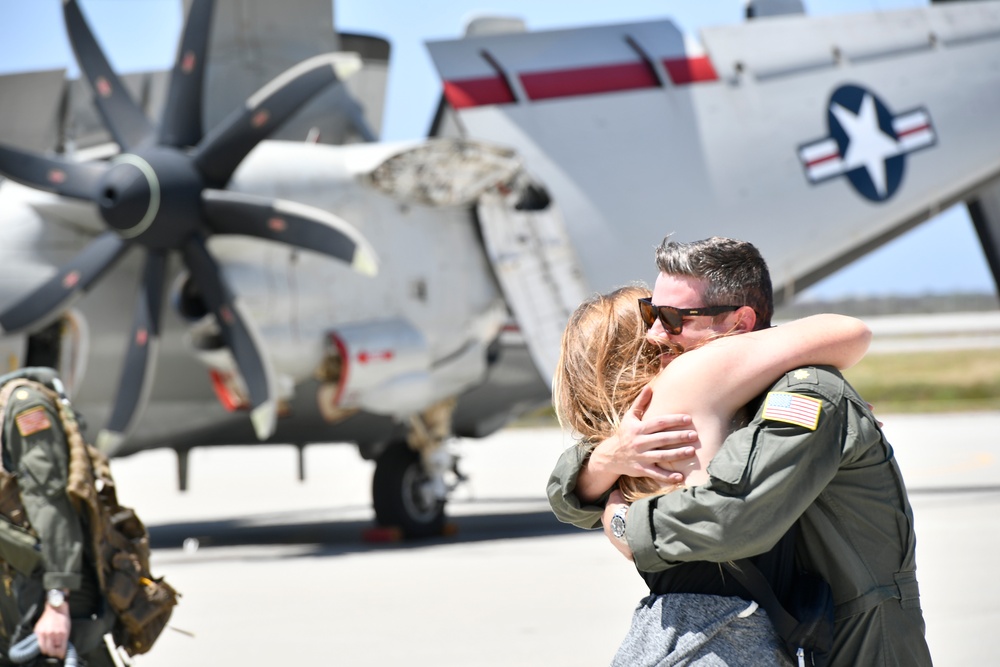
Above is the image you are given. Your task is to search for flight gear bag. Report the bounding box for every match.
[0,369,179,657]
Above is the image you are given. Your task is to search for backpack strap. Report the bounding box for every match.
[722,559,799,638]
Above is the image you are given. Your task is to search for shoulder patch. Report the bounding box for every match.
[762,391,822,430]
[15,406,52,437]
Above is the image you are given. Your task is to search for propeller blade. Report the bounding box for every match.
[202,190,378,276]
[158,0,215,148]
[96,250,168,456]
[0,144,105,201]
[0,231,129,334]
[63,0,154,151]
[181,234,277,440]
[193,53,359,185]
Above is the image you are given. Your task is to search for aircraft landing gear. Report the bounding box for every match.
[372,441,446,538]
[371,399,463,538]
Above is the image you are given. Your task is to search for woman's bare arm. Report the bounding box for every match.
[649,313,871,428]
[574,314,869,501]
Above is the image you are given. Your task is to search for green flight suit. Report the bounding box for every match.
[0,379,114,665]
[547,366,933,667]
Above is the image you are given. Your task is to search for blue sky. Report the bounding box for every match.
[0,0,994,301]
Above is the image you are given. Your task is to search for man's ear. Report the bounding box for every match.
[733,305,757,333]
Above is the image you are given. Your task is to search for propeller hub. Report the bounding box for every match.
[99,157,156,237]
[96,149,203,249]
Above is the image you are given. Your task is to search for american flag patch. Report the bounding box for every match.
[15,406,52,437]
[762,392,822,430]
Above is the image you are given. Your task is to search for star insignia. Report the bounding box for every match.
[798,84,936,202]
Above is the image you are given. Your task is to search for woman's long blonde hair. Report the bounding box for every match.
[552,286,675,501]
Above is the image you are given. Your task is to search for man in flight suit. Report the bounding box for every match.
[0,368,115,666]
[547,237,933,666]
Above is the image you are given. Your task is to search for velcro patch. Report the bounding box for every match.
[15,406,52,437]
[762,392,822,430]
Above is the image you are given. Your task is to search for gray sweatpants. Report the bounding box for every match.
[611,593,794,666]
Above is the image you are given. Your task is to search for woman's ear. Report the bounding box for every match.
[733,305,757,333]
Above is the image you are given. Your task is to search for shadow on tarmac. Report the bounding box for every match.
[148,506,582,561]
[147,484,1000,562]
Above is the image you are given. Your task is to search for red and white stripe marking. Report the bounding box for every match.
[894,109,935,152]
[430,20,718,110]
[799,107,936,183]
[443,55,717,109]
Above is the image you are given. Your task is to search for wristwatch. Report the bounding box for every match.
[610,505,628,540]
[46,588,67,608]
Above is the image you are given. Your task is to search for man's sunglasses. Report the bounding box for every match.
[638,298,741,335]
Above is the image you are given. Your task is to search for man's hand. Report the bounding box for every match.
[34,598,71,659]
[603,489,634,561]
[591,385,698,479]
[576,386,698,503]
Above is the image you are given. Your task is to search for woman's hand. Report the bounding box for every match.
[590,385,698,481]
[603,489,634,561]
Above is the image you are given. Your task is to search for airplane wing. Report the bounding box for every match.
[426,3,1000,301]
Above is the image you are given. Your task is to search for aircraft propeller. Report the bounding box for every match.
[0,0,378,453]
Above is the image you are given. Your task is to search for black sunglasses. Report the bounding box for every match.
[638,298,741,335]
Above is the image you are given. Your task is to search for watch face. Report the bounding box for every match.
[47,589,66,607]
[611,514,626,539]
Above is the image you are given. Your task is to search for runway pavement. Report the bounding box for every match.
[108,414,998,666]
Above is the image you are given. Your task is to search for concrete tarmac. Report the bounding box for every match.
[108,413,999,666]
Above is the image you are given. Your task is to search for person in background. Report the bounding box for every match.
[0,368,117,666]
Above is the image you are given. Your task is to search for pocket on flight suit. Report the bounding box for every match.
[16,445,63,500]
[705,427,760,495]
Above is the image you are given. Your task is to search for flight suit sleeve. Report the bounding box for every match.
[546,444,608,530]
[4,387,85,591]
[627,366,848,573]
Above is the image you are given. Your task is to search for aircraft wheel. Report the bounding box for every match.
[372,441,446,538]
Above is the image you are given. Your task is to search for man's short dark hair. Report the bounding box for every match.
[654,236,774,329]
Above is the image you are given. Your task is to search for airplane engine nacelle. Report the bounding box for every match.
[318,317,495,420]
[319,319,434,417]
